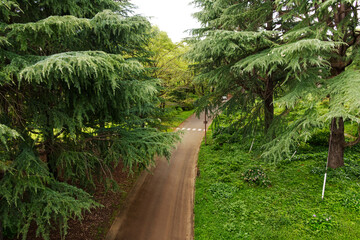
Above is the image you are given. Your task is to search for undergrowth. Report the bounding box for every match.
[195,131,360,239]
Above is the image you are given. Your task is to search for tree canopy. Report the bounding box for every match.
[0,1,179,239]
[189,0,360,168]
[147,27,196,110]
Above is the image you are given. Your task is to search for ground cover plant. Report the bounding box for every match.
[195,128,360,239]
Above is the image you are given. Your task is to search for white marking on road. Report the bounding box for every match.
[177,128,205,132]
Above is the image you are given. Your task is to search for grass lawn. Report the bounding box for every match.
[195,131,360,239]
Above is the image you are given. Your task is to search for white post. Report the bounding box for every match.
[289,150,297,161]
[322,172,327,200]
[248,138,255,153]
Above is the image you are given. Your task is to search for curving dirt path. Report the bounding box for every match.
[105,113,211,240]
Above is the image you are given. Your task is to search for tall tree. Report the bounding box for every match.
[188,0,286,134]
[0,0,179,239]
[189,0,359,169]
[262,0,360,169]
[147,27,195,109]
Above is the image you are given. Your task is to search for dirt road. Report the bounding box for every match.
[105,113,210,240]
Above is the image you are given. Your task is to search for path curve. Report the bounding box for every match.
[106,113,210,240]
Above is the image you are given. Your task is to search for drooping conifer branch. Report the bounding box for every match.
[0,1,180,239]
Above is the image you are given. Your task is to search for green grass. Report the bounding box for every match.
[161,108,195,131]
[195,133,360,239]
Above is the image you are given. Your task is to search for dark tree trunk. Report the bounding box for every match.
[264,2,274,134]
[45,113,57,178]
[325,3,353,169]
[264,76,274,133]
[328,117,345,169]
[46,137,57,178]
[264,94,274,132]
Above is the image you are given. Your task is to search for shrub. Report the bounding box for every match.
[307,128,330,147]
[307,214,335,231]
[242,167,271,187]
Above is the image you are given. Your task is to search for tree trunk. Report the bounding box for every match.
[264,76,274,133]
[264,94,274,133]
[46,137,58,178]
[45,113,57,178]
[264,1,274,134]
[328,117,345,169]
[325,2,352,169]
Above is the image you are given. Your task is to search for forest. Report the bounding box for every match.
[1,0,360,239]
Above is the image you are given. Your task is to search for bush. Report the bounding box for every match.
[307,128,330,147]
[212,126,241,146]
[242,167,271,187]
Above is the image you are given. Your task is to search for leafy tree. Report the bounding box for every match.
[0,0,179,239]
[148,27,195,110]
[189,0,360,168]
[261,0,360,169]
[188,0,283,134]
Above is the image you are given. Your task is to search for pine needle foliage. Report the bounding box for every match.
[324,70,360,123]
[188,0,296,134]
[0,0,180,239]
[190,0,360,167]
[262,0,360,165]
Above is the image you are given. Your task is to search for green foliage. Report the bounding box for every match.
[102,128,180,170]
[242,167,271,188]
[0,147,100,240]
[0,0,180,238]
[188,0,292,135]
[307,214,335,231]
[159,107,195,131]
[190,0,360,165]
[0,124,20,149]
[147,27,196,109]
[342,191,360,212]
[195,132,360,239]
[325,70,360,123]
[212,125,241,146]
[208,182,237,200]
[262,109,325,160]
[307,128,330,147]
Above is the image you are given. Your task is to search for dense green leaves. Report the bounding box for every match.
[0,147,100,239]
[147,27,196,109]
[0,0,180,239]
[190,0,360,165]
[325,70,360,123]
[0,124,20,149]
